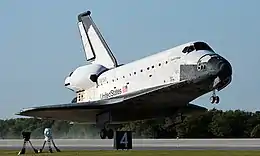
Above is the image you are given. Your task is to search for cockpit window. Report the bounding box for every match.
[194,42,214,52]
[182,45,195,53]
[69,72,73,76]
[182,42,214,54]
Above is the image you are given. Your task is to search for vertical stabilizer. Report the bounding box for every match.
[77,11,118,69]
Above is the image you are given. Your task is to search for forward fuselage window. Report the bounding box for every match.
[194,42,214,52]
[182,42,214,54]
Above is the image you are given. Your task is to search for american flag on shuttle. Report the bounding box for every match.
[122,85,128,93]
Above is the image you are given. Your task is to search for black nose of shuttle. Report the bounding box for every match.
[206,55,232,90]
[207,56,232,78]
[217,59,232,79]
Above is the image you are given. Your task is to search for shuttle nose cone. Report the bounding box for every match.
[207,55,232,90]
[218,60,232,79]
[207,55,232,79]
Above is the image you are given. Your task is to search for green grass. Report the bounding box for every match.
[1,150,260,156]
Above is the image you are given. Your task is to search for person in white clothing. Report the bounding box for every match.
[39,128,61,153]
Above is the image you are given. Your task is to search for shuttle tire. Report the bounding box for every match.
[215,96,220,104]
[107,129,114,139]
[100,129,106,139]
[210,96,220,104]
[210,96,215,104]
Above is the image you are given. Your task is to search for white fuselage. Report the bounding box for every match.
[70,41,216,103]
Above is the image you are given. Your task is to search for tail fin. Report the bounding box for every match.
[77,11,118,69]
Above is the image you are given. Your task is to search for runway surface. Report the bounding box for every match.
[1,139,260,150]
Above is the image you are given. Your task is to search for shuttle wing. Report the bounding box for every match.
[16,98,125,122]
[16,79,207,122]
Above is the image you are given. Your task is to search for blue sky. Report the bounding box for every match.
[0,0,259,119]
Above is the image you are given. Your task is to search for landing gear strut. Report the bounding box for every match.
[210,90,220,104]
[96,112,114,139]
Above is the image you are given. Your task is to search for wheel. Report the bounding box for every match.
[107,129,114,139]
[210,96,215,104]
[215,96,220,104]
[100,129,107,139]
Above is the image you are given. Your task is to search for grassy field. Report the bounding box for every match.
[1,150,260,156]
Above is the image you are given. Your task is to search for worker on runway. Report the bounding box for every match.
[39,128,61,153]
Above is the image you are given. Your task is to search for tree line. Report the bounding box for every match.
[1,109,260,139]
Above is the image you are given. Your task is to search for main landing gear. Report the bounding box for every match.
[100,128,114,139]
[210,90,220,104]
[96,112,114,139]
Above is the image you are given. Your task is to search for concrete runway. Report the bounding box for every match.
[1,139,260,150]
